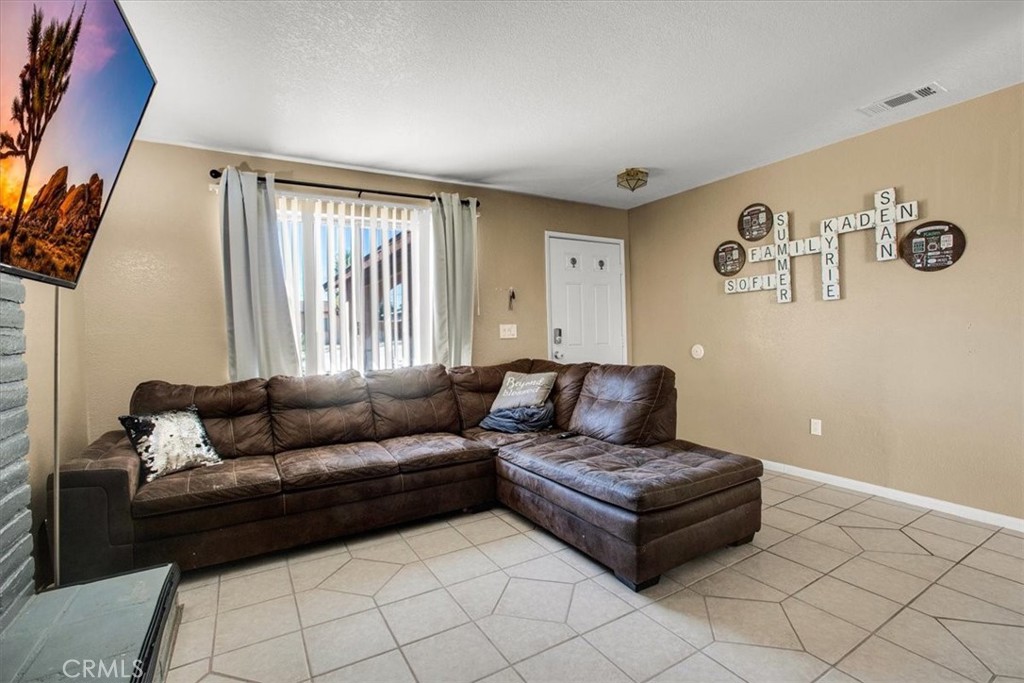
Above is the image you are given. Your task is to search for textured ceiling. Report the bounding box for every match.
[124,1,1024,209]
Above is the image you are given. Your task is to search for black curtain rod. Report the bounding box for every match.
[208,169,478,206]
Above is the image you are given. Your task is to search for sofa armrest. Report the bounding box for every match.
[48,430,138,581]
[59,430,142,502]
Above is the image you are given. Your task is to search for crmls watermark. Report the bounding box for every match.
[62,658,143,679]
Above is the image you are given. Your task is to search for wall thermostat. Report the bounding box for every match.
[691,344,705,360]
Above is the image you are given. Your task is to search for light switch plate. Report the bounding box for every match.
[810,418,822,436]
[499,324,517,339]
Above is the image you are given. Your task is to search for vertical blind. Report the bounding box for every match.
[277,194,432,374]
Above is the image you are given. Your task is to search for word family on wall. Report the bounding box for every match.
[724,188,919,303]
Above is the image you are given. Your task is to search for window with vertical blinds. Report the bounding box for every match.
[276,194,432,374]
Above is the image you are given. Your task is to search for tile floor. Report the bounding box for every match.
[167,471,1024,683]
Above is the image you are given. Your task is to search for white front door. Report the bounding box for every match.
[546,233,626,364]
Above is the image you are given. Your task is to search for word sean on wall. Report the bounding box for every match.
[724,188,918,302]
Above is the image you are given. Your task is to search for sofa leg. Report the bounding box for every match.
[729,533,755,547]
[462,502,494,514]
[615,574,660,592]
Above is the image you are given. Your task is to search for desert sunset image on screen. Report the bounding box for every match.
[0,0,153,287]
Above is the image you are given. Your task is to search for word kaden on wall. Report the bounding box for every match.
[724,188,918,302]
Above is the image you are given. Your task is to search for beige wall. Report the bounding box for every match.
[629,85,1023,517]
[71,142,627,439]
[19,84,1020,553]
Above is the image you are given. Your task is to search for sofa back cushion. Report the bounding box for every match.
[449,359,532,429]
[268,371,376,451]
[130,379,274,458]
[529,360,595,431]
[366,364,461,439]
[568,364,676,445]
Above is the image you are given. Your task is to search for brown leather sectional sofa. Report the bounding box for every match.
[53,359,762,590]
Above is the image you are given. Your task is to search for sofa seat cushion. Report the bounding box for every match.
[463,427,552,449]
[133,456,281,517]
[275,442,398,491]
[497,437,762,513]
[379,433,494,472]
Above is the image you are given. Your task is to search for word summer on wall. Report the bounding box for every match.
[724,188,919,303]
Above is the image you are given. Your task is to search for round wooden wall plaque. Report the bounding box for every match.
[738,203,773,241]
[899,221,966,271]
[713,240,746,276]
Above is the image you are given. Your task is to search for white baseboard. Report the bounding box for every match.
[761,459,1024,533]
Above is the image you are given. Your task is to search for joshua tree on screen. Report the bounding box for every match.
[0,4,85,246]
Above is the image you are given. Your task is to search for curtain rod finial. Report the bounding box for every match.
[210,169,223,179]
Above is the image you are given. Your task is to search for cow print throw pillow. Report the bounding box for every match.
[119,405,222,482]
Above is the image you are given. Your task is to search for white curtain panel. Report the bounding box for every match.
[220,168,300,380]
[430,192,479,366]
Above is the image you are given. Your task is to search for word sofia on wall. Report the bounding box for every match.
[715,188,966,303]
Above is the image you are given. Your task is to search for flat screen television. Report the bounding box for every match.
[0,0,154,288]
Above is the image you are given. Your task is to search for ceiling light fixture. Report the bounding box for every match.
[617,168,649,192]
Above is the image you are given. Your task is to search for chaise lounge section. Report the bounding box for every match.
[53,359,763,590]
[458,363,762,588]
[497,436,763,589]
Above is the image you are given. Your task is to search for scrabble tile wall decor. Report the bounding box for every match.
[773,211,792,303]
[718,188,940,302]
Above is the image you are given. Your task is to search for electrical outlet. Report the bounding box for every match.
[810,418,822,436]
[499,324,518,339]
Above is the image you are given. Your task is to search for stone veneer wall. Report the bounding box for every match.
[0,274,33,633]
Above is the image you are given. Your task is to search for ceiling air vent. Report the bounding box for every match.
[857,81,947,117]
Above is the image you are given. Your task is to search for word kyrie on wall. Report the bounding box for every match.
[714,189,966,303]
